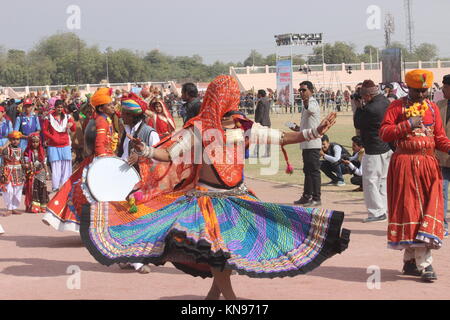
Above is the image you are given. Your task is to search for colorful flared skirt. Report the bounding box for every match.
[80,184,350,278]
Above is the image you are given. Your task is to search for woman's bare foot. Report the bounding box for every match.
[210,268,237,300]
[12,210,22,215]
[205,280,221,300]
[1,211,11,217]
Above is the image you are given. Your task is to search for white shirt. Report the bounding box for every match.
[299,97,321,149]
[121,121,160,160]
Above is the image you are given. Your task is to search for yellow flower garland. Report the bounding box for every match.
[106,116,119,152]
[405,102,428,118]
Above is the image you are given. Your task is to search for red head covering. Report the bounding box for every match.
[149,98,176,131]
[184,75,242,186]
[136,75,242,203]
[24,133,45,163]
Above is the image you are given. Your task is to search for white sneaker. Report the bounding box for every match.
[362,214,387,223]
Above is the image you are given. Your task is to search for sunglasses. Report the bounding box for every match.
[299,89,308,92]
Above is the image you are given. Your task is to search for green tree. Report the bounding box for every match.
[107,49,147,83]
[243,50,265,66]
[265,54,277,66]
[359,45,379,63]
[310,42,360,64]
[414,43,438,61]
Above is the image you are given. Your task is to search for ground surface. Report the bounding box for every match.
[1,176,449,300]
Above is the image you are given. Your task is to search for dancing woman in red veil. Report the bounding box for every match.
[80,75,350,300]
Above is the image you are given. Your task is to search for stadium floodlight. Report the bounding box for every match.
[275,33,323,46]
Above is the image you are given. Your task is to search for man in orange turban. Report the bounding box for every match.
[405,69,434,89]
[380,69,450,282]
[90,88,113,108]
[43,87,118,232]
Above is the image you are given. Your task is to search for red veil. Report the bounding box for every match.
[24,132,46,211]
[147,98,176,135]
[24,132,45,163]
[136,75,243,203]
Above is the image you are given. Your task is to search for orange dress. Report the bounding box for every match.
[380,98,450,249]
[43,114,117,232]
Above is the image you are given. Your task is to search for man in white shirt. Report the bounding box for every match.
[293,81,322,207]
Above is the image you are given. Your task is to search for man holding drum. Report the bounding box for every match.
[43,88,119,232]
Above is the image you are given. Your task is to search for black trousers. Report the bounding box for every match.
[320,160,345,183]
[302,149,321,201]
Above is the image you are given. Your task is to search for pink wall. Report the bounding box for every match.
[233,65,450,91]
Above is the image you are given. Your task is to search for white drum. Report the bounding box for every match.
[84,157,141,202]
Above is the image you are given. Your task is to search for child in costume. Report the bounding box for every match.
[79,76,350,300]
[1,131,26,216]
[24,133,49,214]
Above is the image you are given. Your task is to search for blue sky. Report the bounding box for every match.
[2,0,449,64]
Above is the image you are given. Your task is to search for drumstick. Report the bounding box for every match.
[126,134,142,143]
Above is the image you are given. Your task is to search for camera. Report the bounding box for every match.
[351,93,361,100]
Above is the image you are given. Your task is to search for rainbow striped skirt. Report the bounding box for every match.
[80,184,350,278]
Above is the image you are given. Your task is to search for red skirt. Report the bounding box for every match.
[387,150,444,249]
[42,156,93,232]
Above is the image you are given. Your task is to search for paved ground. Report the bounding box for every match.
[1,177,449,300]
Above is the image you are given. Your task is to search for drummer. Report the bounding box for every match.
[118,93,160,171]
[42,88,119,232]
[116,93,160,274]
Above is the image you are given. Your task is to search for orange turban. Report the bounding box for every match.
[405,69,434,89]
[8,131,23,139]
[90,88,113,107]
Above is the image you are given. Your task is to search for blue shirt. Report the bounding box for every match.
[0,118,13,141]
[14,113,41,136]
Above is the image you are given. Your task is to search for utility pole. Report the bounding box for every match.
[405,0,414,53]
[106,50,109,83]
[384,13,395,48]
[76,37,81,84]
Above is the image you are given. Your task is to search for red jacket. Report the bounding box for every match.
[95,114,115,157]
[42,114,75,147]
